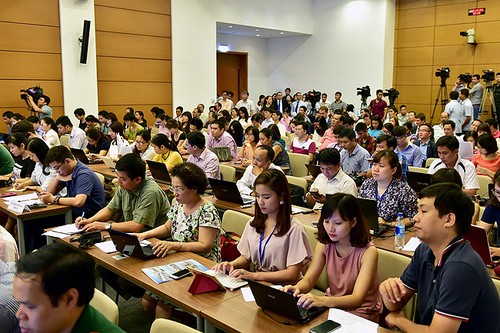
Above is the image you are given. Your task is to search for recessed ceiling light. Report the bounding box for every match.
[228,25,233,28]
[256,29,259,32]
[256,34,260,37]
[280,32,284,35]
[218,44,229,52]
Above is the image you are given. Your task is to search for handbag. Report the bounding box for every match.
[210,147,232,162]
[220,229,241,262]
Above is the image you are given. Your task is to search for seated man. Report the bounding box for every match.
[355,122,376,155]
[76,153,170,232]
[290,121,316,164]
[40,146,105,218]
[392,125,423,167]
[379,183,500,333]
[0,225,19,333]
[338,128,371,177]
[186,132,220,180]
[236,145,283,195]
[56,116,88,150]
[427,136,479,196]
[306,148,357,209]
[206,118,238,160]
[13,243,125,332]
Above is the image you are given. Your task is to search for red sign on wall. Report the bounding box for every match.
[468,8,486,16]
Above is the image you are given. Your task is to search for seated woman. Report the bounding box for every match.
[359,150,418,227]
[238,126,259,167]
[238,106,252,129]
[135,110,147,129]
[472,133,500,179]
[84,115,100,132]
[368,115,383,138]
[106,121,129,161]
[151,133,183,173]
[290,121,316,164]
[133,129,156,161]
[477,169,500,258]
[180,111,192,134]
[137,163,221,318]
[165,119,186,150]
[1,133,35,183]
[228,120,244,147]
[283,193,382,322]
[259,128,290,170]
[85,127,110,157]
[40,117,60,147]
[214,169,313,284]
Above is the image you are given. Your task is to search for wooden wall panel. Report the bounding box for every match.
[395,0,500,122]
[98,83,172,105]
[95,0,170,14]
[0,23,61,53]
[0,53,62,80]
[97,58,171,82]
[0,1,59,26]
[95,33,171,60]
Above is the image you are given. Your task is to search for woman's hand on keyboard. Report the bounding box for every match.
[212,261,234,274]
[296,293,325,310]
[282,285,301,297]
[229,268,254,280]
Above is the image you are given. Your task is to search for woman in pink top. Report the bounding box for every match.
[213,169,313,284]
[472,133,500,179]
[284,193,382,322]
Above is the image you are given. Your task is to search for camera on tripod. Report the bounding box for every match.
[304,90,321,105]
[481,69,495,84]
[20,85,44,101]
[459,73,472,85]
[356,86,371,101]
[435,67,450,79]
[383,88,399,106]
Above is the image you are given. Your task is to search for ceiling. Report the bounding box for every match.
[216,22,308,38]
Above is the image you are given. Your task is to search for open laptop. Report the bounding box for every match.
[100,156,116,170]
[305,164,321,178]
[407,171,432,194]
[70,148,91,165]
[208,178,255,205]
[146,160,171,184]
[356,198,389,237]
[248,280,326,323]
[464,224,499,267]
[108,229,155,260]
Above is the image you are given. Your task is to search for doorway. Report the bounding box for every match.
[217,52,248,103]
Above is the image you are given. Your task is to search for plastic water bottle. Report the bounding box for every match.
[394,212,405,250]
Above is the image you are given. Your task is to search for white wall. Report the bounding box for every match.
[58,0,98,126]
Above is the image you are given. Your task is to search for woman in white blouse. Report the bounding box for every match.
[40,117,60,147]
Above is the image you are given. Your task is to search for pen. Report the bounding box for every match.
[78,212,85,229]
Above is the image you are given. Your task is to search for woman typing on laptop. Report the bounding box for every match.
[283,193,382,322]
[213,169,313,284]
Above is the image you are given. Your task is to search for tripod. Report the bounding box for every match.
[431,77,448,123]
[480,81,497,121]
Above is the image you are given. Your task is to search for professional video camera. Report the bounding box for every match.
[383,88,399,106]
[481,69,495,85]
[304,90,321,105]
[356,86,371,102]
[459,73,472,85]
[20,85,44,102]
[435,67,450,79]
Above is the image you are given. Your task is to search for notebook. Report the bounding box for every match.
[70,148,91,165]
[464,224,498,267]
[146,160,172,184]
[187,268,248,291]
[406,171,432,194]
[305,164,322,178]
[356,198,389,237]
[248,280,326,323]
[108,229,155,260]
[208,178,255,205]
[101,156,117,170]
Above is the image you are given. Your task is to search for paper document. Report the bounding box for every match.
[50,224,81,235]
[95,241,117,254]
[3,192,38,203]
[328,308,378,332]
[402,237,422,252]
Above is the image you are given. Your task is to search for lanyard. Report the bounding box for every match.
[375,180,392,202]
[259,224,277,266]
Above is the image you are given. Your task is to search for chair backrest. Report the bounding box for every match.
[377,249,417,320]
[288,152,309,177]
[281,135,291,149]
[425,157,437,168]
[221,209,251,236]
[477,175,492,198]
[89,288,119,324]
[408,166,428,174]
[286,175,308,196]
[493,277,500,300]
[302,224,329,292]
[150,318,199,333]
[150,127,159,136]
[94,172,105,186]
[59,134,69,147]
[220,164,236,183]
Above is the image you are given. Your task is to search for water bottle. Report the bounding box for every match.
[394,212,405,250]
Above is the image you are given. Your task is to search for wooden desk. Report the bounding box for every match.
[57,235,239,330]
[0,188,72,257]
[201,293,393,333]
[89,163,117,179]
[221,160,291,174]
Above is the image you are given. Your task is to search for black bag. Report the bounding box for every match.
[289,183,306,207]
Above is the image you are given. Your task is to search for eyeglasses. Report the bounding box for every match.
[169,186,185,194]
[135,140,146,145]
[51,163,63,171]
[395,135,406,140]
[492,188,500,197]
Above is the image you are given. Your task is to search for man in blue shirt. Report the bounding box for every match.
[380,183,500,333]
[393,126,423,167]
[40,145,105,218]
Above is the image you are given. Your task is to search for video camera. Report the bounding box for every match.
[435,67,450,79]
[383,88,400,106]
[20,85,44,102]
[459,73,472,85]
[481,69,495,84]
[304,90,321,105]
[356,86,371,101]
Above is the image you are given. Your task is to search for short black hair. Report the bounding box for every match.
[436,135,459,150]
[45,145,75,164]
[171,162,208,194]
[41,95,50,105]
[477,133,498,155]
[339,128,355,140]
[186,131,205,149]
[317,148,340,166]
[355,122,368,132]
[151,133,176,151]
[485,118,498,129]
[16,242,95,307]
[98,110,108,117]
[6,132,28,148]
[376,134,397,149]
[190,118,203,131]
[443,120,456,130]
[449,91,459,100]
[56,116,73,128]
[2,111,14,118]
[27,115,40,124]
[115,153,145,180]
[419,183,473,236]
[123,113,136,122]
[392,126,406,137]
[255,145,274,162]
[73,108,85,117]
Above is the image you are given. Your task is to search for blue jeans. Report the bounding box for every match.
[473,104,481,119]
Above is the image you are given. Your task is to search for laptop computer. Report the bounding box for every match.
[108,229,155,260]
[100,156,116,170]
[464,224,499,267]
[356,198,389,237]
[208,178,255,205]
[70,148,91,165]
[248,280,326,323]
[146,160,171,184]
[406,171,432,194]
[305,164,322,178]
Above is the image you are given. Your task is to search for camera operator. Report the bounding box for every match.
[469,74,484,120]
[24,94,52,120]
[492,72,500,122]
[368,89,387,120]
[451,75,467,93]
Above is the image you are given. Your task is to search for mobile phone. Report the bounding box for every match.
[170,269,192,280]
[0,192,16,198]
[309,320,341,333]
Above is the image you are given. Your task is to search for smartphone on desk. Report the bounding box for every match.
[170,269,192,280]
[309,320,341,333]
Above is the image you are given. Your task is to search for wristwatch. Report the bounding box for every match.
[105,222,113,230]
[53,195,61,205]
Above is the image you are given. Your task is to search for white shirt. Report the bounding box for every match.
[309,169,358,210]
[236,164,283,195]
[69,127,88,150]
[235,99,256,115]
[433,124,445,142]
[42,129,60,148]
[460,98,473,132]
[428,156,479,190]
[261,118,274,129]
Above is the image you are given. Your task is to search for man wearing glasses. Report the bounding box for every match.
[392,126,423,167]
[414,123,438,167]
[40,146,105,218]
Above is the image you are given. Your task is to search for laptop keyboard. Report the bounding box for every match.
[141,245,154,256]
[373,224,390,237]
[204,269,248,290]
